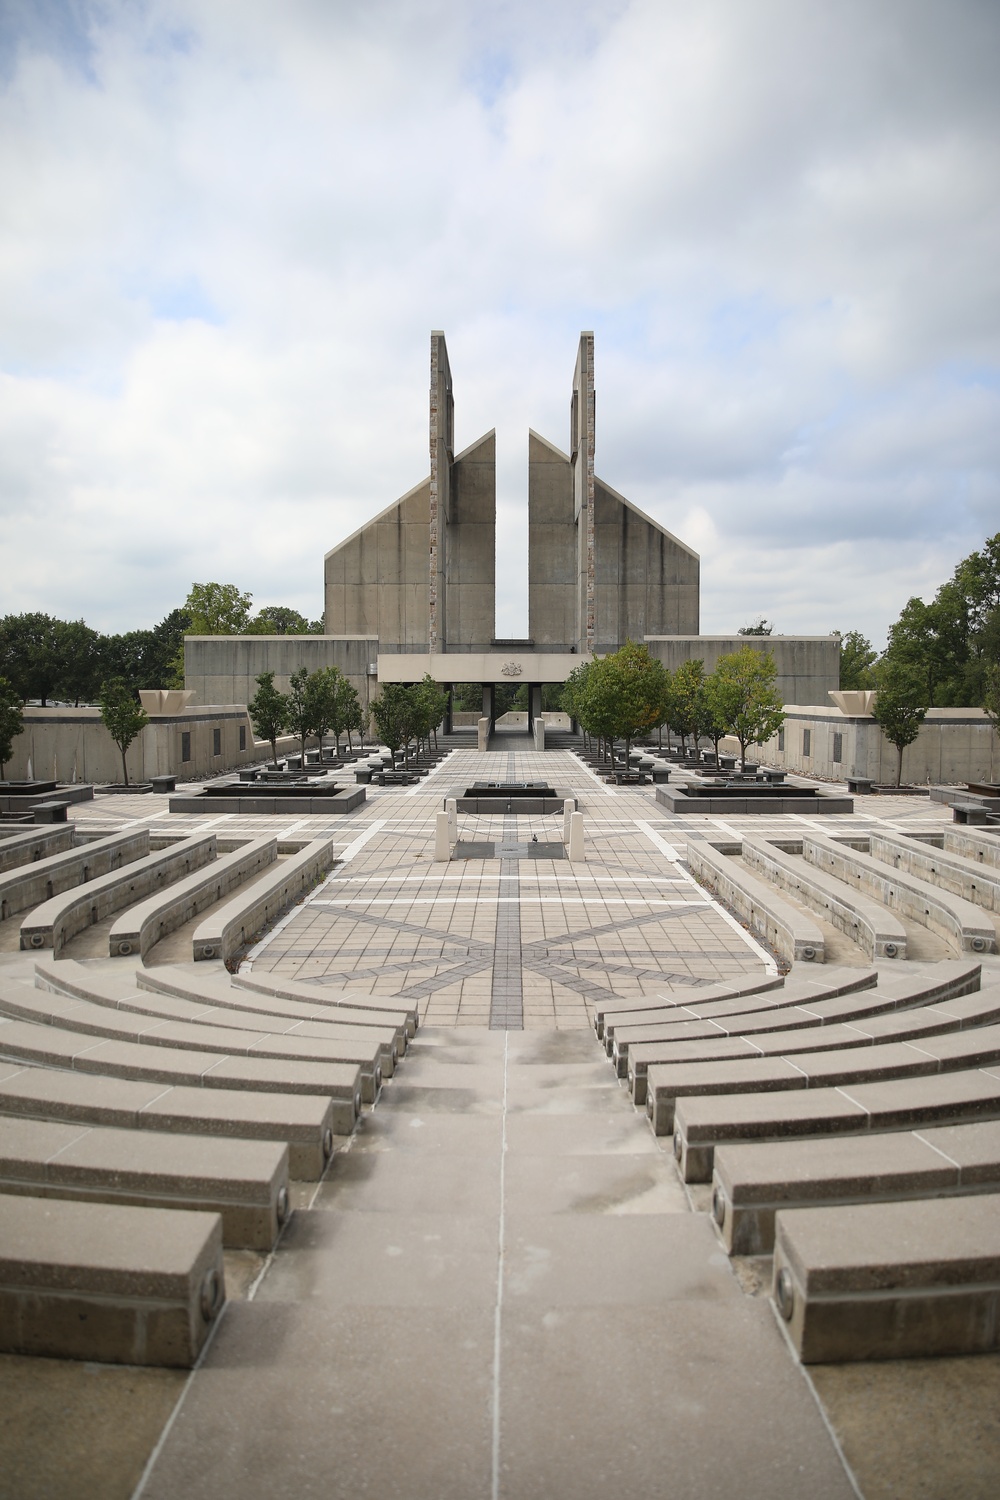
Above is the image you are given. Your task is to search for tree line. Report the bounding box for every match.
[562,640,786,766]
[248,670,449,769]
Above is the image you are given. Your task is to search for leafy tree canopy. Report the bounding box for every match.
[0,677,25,779]
[710,646,785,765]
[99,679,149,787]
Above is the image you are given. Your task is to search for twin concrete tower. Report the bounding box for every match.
[323,332,700,668]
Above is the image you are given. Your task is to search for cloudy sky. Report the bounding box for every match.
[2,0,998,649]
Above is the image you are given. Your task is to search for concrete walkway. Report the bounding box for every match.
[137,1027,858,1500]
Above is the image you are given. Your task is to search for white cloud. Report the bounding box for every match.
[0,0,998,656]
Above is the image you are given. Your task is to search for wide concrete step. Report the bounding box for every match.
[944,827,1000,869]
[686,840,826,963]
[34,958,401,1074]
[0,984,382,1103]
[674,1066,1000,1182]
[18,834,218,956]
[0,826,74,874]
[712,1119,1000,1254]
[626,990,1000,1101]
[598,967,878,1050]
[869,831,1000,913]
[0,1116,290,1249]
[772,1193,1000,1362]
[802,831,996,956]
[136,964,410,1057]
[0,1062,337,1178]
[0,1192,225,1367]
[645,1022,1000,1135]
[0,829,148,919]
[190,838,333,963]
[0,1016,361,1131]
[741,835,909,960]
[107,835,277,961]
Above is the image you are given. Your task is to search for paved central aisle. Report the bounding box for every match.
[139,1030,858,1500]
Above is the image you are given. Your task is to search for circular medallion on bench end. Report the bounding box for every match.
[775,1267,795,1321]
[711,1185,726,1228]
[276,1187,289,1224]
[200,1267,223,1322]
[673,1128,683,1160]
[884,942,898,958]
[29,933,45,949]
[323,1129,334,1159]
[801,946,816,961]
[117,941,133,956]
[972,937,987,952]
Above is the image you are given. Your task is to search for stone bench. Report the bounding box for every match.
[0,826,74,874]
[645,1019,1000,1136]
[232,968,420,1039]
[150,775,176,794]
[623,961,986,1102]
[868,830,1000,913]
[593,972,785,1043]
[686,841,826,966]
[31,802,70,823]
[0,1116,290,1250]
[0,829,150,922]
[0,1192,225,1367]
[1,984,381,1106]
[190,837,333,963]
[135,964,409,1062]
[711,1118,1000,1255]
[845,777,874,794]
[953,803,992,825]
[0,1016,361,1133]
[38,958,400,1082]
[741,835,909,961]
[673,1064,1000,1184]
[19,834,217,955]
[772,1194,1000,1362]
[107,835,277,961]
[945,827,1000,869]
[0,1062,337,1179]
[802,831,996,955]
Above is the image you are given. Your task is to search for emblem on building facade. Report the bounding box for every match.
[501,661,523,677]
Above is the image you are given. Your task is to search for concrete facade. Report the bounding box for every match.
[4,706,298,786]
[184,635,378,712]
[527,337,700,653]
[645,636,840,709]
[751,705,1000,784]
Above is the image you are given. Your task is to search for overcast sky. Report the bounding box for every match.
[2,0,998,649]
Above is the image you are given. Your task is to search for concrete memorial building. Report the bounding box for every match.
[184,331,838,717]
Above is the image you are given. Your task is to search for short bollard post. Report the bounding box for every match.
[435,810,451,861]
[563,797,574,844]
[568,810,585,862]
[477,717,490,752]
[446,797,458,843]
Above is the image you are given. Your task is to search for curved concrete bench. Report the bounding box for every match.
[0,1192,225,1367]
[0,829,149,921]
[0,1062,337,1179]
[673,1064,1000,1184]
[0,826,74,874]
[107,835,277,961]
[0,985,381,1105]
[624,961,988,1103]
[191,837,333,963]
[37,958,400,1080]
[0,1117,289,1250]
[644,1019,1000,1136]
[233,970,421,1039]
[686,841,825,965]
[945,828,1000,869]
[772,1194,1000,1362]
[137,965,408,1063]
[0,1017,361,1132]
[802,832,996,956]
[741,836,908,961]
[712,1119,1000,1255]
[19,834,217,955]
[869,831,1000,914]
[595,972,787,1045]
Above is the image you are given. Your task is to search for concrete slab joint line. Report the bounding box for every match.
[490,812,524,1029]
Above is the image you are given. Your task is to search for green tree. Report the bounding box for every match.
[247,672,288,765]
[0,677,25,780]
[873,664,928,787]
[983,661,1000,735]
[0,613,63,705]
[99,680,150,787]
[250,606,313,635]
[370,684,418,766]
[710,646,786,767]
[183,583,254,635]
[577,642,669,765]
[414,674,448,750]
[696,670,729,764]
[668,658,706,755]
[738,617,773,636]
[284,668,315,762]
[837,630,878,691]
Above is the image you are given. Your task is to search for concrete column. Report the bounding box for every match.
[444,687,454,736]
[434,811,451,861]
[482,683,495,726]
[533,718,546,752]
[567,810,585,862]
[529,684,542,726]
[477,718,490,752]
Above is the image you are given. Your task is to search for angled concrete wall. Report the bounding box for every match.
[445,429,496,653]
[527,430,577,651]
[593,478,699,652]
[429,330,454,652]
[185,635,377,710]
[324,480,432,652]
